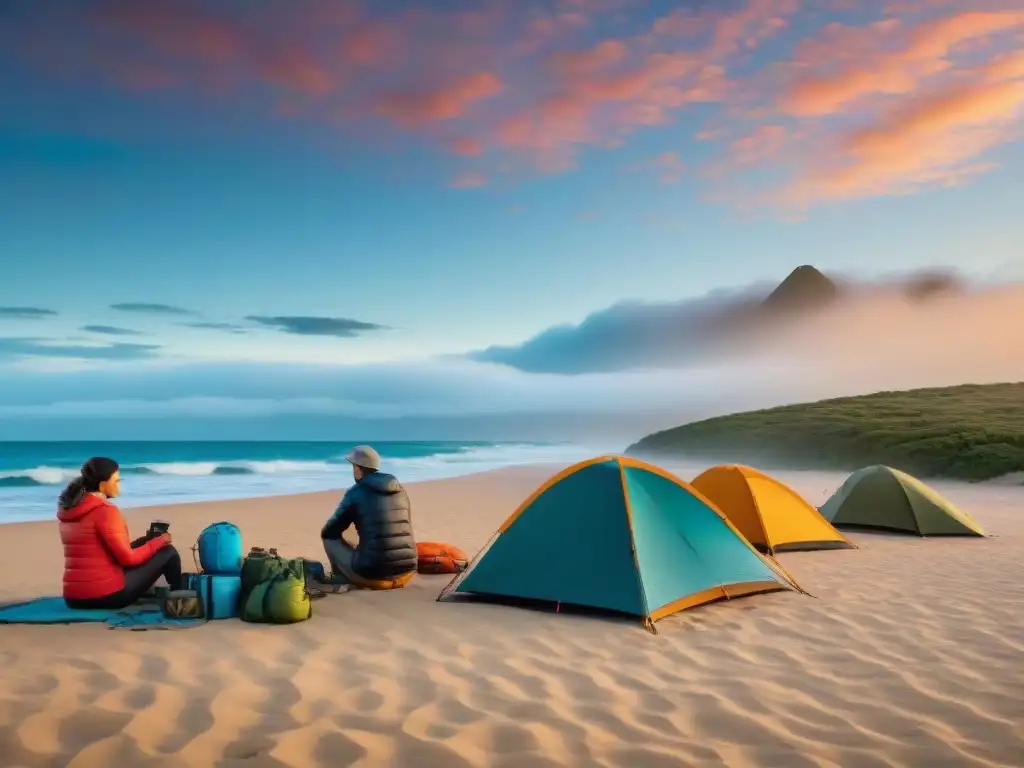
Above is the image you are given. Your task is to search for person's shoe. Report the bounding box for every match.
[319,573,350,586]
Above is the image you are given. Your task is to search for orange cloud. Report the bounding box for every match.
[786,76,1024,204]
[376,72,502,127]
[728,124,790,166]
[986,48,1024,80]
[780,11,1024,115]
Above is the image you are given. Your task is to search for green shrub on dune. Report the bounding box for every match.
[626,383,1024,482]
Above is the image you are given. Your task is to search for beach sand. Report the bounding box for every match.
[1,463,1022,767]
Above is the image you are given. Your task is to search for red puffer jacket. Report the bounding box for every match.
[58,494,167,600]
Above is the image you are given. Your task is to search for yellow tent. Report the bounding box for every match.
[691,464,854,554]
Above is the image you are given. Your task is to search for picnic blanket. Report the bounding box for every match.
[0,596,202,630]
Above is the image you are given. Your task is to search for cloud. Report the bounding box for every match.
[110,302,194,316]
[2,277,1023,441]
[2,1,782,183]
[700,6,1024,212]
[449,171,488,188]
[467,271,1024,376]
[5,0,1022,213]
[786,75,1024,204]
[375,72,502,127]
[0,337,161,361]
[633,151,686,183]
[450,137,484,156]
[0,306,57,319]
[779,11,1024,116]
[181,321,249,334]
[81,324,143,336]
[86,3,339,95]
[245,315,388,337]
[468,288,768,374]
[548,40,629,78]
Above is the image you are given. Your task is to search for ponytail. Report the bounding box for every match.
[58,476,87,510]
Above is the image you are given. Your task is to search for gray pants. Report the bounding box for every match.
[321,537,416,590]
[322,537,358,582]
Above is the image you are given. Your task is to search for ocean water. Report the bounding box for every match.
[0,441,598,524]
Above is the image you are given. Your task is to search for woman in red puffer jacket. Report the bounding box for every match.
[58,457,182,609]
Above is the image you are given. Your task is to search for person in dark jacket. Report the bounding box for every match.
[58,457,182,609]
[320,445,417,589]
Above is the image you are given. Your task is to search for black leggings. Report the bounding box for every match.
[66,537,183,610]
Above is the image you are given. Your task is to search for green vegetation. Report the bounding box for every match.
[627,383,1024,482]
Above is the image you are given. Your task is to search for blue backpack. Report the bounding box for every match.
[195,521,243,575]
[185,573,242,620]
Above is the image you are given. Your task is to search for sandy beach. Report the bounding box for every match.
[1,462,1022,767]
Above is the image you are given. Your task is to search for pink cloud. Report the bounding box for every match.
[341,21,406,66]
[9,0,1024,212]
[376,72,502,127]
[449,171,488,189]
[779,10,1024,115]
[730,124,789,165]
[633,151,686,184]
[492,51,720,165]
[785,75,1024,205]
[450,137,484,156]
[549,40,628,76]
[81,3,345,96]
[651,0,799,57]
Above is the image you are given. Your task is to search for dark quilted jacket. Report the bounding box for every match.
[320,472,417,579]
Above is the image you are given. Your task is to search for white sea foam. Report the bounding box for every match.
[0,442,606,523]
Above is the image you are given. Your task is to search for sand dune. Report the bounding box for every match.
[1,464,1023,767]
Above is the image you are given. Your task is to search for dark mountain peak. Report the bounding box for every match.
[761,265,839,312]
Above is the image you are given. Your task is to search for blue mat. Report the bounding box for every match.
[0,597,202,630]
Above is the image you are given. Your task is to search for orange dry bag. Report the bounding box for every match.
[416,542,469,575]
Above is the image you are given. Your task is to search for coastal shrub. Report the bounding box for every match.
[627,382,1024,482]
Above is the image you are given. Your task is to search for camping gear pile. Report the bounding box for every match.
[170,522,315,624]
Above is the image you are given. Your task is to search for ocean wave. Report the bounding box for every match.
[0,443,594,488]
[0,466,79,488]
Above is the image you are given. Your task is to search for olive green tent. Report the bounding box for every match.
[819,465,984,537]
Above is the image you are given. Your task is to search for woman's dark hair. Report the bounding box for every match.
[58,457,119,509]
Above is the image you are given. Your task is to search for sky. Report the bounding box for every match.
[0,0,1022,440]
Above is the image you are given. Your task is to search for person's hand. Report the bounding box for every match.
[160,532,172,545]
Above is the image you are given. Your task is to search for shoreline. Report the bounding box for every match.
[4,456,1020,529]
[0,441,601,524]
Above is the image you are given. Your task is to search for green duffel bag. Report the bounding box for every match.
[240,572,312,624]
[239,547,313,624]
[239,547,289,604]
